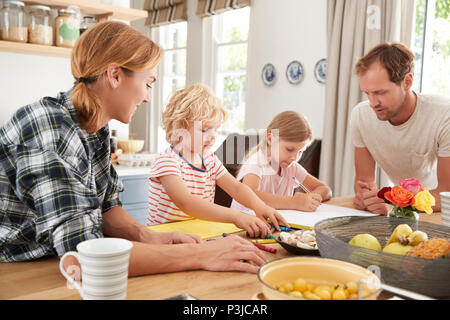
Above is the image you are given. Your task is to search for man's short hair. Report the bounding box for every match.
[355,42,415,84]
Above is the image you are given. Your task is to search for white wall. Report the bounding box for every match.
[0,52,73,125]
[0,12,130,141]
[245,0,327,139]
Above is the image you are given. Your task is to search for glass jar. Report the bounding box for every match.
[0,1,27,43]
[80,16,97,35]
[27,5,52,45]
[55,8,80,48]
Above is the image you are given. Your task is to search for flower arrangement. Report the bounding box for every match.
[377,178,435,221]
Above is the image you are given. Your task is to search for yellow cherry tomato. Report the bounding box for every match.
[332,288,347,300]
[280,282,294,293]
[303,291,321,300]
[349,293,358,300]
[293,278,307,292]
[290,291,303,298]
[346,281,358,294]
[314,288,331,300]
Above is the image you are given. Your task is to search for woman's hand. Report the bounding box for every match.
[198,235,268,273]
[291,192,322,211]
[141,230,202,245]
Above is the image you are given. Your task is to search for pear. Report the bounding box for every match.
[349,234,382,251]
[386,224,413,246]
[406,231,428,246]
[382,242,413,255]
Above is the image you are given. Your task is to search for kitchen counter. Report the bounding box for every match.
[113,164,152,176]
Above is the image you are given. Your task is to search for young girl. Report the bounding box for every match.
[147,84,289,237]
[231,111,332,213]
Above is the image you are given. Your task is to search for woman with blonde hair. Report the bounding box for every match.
[231,111,332,213]
[0,21,267,275]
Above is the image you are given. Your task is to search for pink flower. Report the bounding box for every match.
[399,178,422,195]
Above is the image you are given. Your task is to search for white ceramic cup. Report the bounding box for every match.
[59,238,133,300]
[440,192,450,227]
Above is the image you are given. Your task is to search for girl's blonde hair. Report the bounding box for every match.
[70,21,162,133]
[242,110,313,165]
[162,84,229,145]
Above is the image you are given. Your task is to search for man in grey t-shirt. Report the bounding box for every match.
[350,42,450,214]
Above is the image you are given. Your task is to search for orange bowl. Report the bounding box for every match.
[257,256,381,300]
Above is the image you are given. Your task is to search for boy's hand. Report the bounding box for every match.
[291,192,321,211]
[233,212,271,238]
[253,205,290,232]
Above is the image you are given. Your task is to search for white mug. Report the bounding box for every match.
[59,238,133,300]
[440,192,450,227]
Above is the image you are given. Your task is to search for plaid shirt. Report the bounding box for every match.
[0,90,123,262]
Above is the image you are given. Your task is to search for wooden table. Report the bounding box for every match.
[0,196,442,300]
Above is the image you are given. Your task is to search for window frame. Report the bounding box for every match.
[149,22,187,153]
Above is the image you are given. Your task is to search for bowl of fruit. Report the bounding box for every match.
[315,216,450,298]
[257,256,381,300]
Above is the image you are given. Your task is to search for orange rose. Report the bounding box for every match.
[384,186,415,207]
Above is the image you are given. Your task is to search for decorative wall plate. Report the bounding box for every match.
[314,58,326,84]
[262,63,276,86]
[286,60,304,85]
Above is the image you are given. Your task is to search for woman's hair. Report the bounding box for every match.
[162,84,228,145]
[241,110,313,167]
[70,21,162,133]
[355,42,415,84]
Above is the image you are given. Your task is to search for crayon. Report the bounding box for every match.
[246,232,275,239]
[270,225,293,232]
[251,239,277,244]
[252,242,277,254]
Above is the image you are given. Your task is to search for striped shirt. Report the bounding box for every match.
[147,146,227,225]
[0,90,123,262]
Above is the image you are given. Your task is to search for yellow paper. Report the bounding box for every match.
[147,219,242,239]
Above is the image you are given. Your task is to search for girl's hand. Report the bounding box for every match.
[254,205,290,232]
[292,192,322,211]
[233,212,271,238]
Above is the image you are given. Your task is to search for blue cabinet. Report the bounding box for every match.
[118,173,149,226]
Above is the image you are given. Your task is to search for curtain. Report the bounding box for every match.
[144,0,187,28]
[196,0,251,17]
[319,0,415,196]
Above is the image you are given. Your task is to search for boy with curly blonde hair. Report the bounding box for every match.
[147,84,288,237]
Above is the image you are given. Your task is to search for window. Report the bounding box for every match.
[413,0,450,96]
[151,22,187,152]
[212,7,250,145]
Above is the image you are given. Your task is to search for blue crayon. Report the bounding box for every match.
[270,225,292,232]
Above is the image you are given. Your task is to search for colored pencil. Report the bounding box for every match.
[252,242,277,254]
[251,239,277,244]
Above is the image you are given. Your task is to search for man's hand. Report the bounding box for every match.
[354,180,390,215]
[353,180,371,210]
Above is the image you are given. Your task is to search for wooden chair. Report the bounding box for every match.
[214,133,322,207]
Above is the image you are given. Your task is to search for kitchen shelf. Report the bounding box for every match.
[0,0,148,57]
[0,40,72,57]
[20,0,148,21]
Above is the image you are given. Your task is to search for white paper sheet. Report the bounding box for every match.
[277,204,378,229]
[243,204,378,229]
